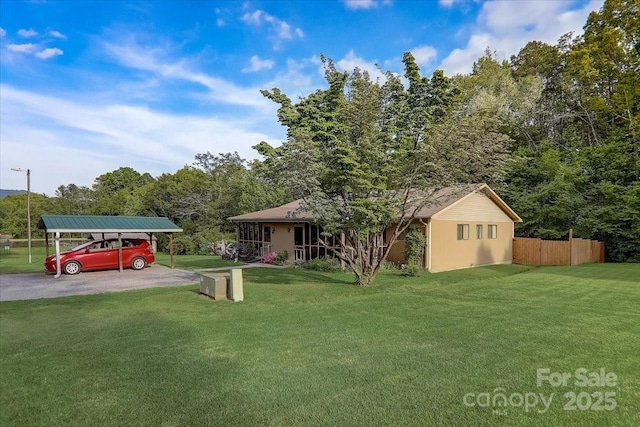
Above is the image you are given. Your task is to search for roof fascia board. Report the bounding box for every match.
[42,228,183,233]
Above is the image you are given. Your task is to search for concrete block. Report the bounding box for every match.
[199,274,228,300]
[228,268,244,302]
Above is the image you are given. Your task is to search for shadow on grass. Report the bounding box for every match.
[244,268,354,285]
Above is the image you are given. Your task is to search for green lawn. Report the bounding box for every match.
[0,246,49,274]
[1,264,638,426]
[0,246,240,274]
[154,252,242,269]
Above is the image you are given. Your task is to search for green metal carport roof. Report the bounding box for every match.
[38,215,182,233]
[38,215,182,277]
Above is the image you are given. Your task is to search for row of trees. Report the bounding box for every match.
[0,156,292,254]
[1,0,636,283]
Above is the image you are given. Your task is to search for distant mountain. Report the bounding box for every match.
[0,189,27,198]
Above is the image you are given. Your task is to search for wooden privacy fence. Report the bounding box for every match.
[513,235,604,266]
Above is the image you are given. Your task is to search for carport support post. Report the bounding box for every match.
[54,232,62,278]
[169,233,174,269]
[118,232,123,273]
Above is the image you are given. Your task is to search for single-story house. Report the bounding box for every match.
[228,183,522,273]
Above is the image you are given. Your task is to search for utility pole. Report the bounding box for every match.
[11,168,31,264]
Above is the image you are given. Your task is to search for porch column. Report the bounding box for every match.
[54,232,62,278]
[118,232,123,272]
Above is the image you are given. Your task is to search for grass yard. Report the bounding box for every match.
[0,246,50,274]
[1,263,638,426]
[0,246,240,274]
[154,252,241,270]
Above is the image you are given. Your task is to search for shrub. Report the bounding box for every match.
[169,234,196,255]
[302,257,342,272]
[403,227,426,276]
[380,260,401,270]
[237,243,256,260]
[275,250,289,265]
[262,252,278,264]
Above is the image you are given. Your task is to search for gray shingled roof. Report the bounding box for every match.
[228,184,521,223]
[38,215,182,233]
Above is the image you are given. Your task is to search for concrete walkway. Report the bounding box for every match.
[194,262,286,273]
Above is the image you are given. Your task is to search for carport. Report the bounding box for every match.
[38,215,183,278]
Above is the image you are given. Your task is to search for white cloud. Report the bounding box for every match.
[343,0,377,10]
[335,50,386,81]
[438,0,605,75]
[0,85,279,195]
[7,43,63,60]
[343,0,392,10]
[8,43,38,53]
[216,18,225,27]
[410,45,437,67]
[265,57,318,96]
[242,10,263,26]
[102,41,269,107]
[48,30,67,39]
[241,9,303,48]
[0,27,6,38]
[36,47,63,59]
[438,0,460,7]
[242,55,275,72]
[439,33,492,75]
[18,28,38,38]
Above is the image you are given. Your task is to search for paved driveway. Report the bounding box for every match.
[0,265,201,302]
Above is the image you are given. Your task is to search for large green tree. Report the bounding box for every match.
[0,193,54,238]
[256,54,513,285]
[90,167,154,215]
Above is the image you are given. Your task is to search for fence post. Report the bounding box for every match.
[568,229,573,266]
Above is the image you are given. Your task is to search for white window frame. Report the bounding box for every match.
[457,224,469,240]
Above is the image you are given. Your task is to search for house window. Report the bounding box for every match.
[476,224,483,239]
[488,224,498,239]
[457,224,469,240]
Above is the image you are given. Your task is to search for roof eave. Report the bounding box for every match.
[42,228,183,233]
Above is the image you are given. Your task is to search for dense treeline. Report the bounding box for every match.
[0,157,292,255]
[0,0,637,261]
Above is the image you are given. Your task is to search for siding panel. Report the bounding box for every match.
[433,192,512,222]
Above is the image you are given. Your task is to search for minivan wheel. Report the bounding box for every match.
[131,257,146,270]
[64,261,81,275]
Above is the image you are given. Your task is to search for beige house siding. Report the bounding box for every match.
[385,221,428,265]
[429,220,513,272]
[432,192,513,222]
[266,223,294,257]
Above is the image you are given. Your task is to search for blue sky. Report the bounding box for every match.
[1,0,603,195]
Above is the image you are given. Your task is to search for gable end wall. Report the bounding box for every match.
[433,192,512,222]
[430,192,514,272]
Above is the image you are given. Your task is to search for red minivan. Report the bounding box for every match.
[45,239,155,275]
